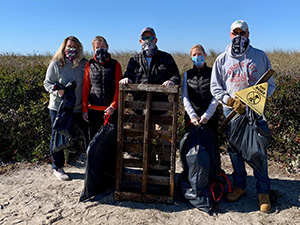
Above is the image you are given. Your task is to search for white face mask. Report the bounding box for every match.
[232,35,249,54]
[141,40,156,56]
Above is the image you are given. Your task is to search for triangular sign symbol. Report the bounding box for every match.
[235,83,269,116]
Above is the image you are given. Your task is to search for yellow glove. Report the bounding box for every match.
[227,97,246,114]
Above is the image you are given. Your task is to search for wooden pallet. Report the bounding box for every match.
[114,84,179,204]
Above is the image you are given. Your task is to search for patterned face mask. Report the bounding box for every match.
[231,35,249,54]
[141,40,156,56]
[192,55,205,66]
[65,47,77,61]
[95,48,109,62]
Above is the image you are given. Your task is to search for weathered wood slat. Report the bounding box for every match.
[115,84,179,204]
[119,83,179,94]
[122,173,170,186]
[114,192,173,204]
[125,101,173,111]
[124,129,172,139]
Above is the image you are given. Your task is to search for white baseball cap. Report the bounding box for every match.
[230,20,249,32]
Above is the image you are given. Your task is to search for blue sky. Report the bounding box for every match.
[1,0,300,55]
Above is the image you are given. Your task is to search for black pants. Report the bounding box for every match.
[88,109,118,140]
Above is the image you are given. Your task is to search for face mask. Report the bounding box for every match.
[95,48,109,62]
[142,40,156,56]
[65,47,77,61]
[231,35,249,54]
[192,55,205,66]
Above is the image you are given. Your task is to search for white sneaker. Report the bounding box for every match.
[53,168,69,181]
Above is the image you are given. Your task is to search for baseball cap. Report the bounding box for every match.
[230,20,249,32]
[141,27,156,37]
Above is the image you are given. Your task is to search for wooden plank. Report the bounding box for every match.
[142,92,151,193]
[116,88,125,192]
[125,101,173,111]
[124,115,172,125]
[122,173,170,186]
[119,83,179,94]
[123,142,143,154]
[170,93,178,199]
[124,129,172,139]
[114,191,173,204]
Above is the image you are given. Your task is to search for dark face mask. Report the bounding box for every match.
[232,35,249,54]
[141,40,156,56]
[95,48,109,62]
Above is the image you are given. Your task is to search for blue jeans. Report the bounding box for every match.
[49,109,89,170]
[223,107,270,194]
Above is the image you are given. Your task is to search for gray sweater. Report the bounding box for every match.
[211,44,276,106]
[44,58,87,112]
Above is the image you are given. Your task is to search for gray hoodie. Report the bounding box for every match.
[210,43,276,107]
[44,59,87,112]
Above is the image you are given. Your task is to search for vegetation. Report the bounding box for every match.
[0,50,299,172]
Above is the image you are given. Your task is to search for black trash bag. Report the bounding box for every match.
[179,124,228,213]
[226,107,270,171]
[79,122,117,202]
[52,81,76,153]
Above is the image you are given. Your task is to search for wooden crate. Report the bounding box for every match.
[114,84,179,204]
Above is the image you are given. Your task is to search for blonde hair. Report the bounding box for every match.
[51,36,84,68]
[190,44,206,57]
[92,36,109,50]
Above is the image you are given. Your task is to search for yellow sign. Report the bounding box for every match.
[235,83,269,115]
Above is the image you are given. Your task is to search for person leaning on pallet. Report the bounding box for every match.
[119,26,180,88]
[210,20,276,213]
[119,27,181,140]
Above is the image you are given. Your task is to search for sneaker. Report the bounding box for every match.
[226,187,246,202]
[53,168,69,181]
[258,193,271,213]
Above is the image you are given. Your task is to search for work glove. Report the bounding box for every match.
[104,106,115,116]
[162,80,175,86]
[227,97,246,114]
[119,78,132,84]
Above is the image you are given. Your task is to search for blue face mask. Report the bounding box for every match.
[192,55,205,66]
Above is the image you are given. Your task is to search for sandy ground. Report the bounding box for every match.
[1,152,300,225]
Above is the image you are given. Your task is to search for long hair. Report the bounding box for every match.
[51,36,85,68]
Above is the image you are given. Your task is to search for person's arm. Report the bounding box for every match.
[44,61,59,96]
[166,54,181,85]
[82,62,91,113]
[110,62,122,109]
[201,97,219,122]
[182,72,198,120]
[122,57,135,83]
[210,60,231,105]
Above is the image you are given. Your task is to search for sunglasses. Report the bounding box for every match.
[141,36,155,41]
[233,30,246,36]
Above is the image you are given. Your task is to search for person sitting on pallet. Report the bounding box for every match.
[210,20,276,213]
[119,27,181,143]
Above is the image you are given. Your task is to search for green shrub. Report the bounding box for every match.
[0,51,299,172]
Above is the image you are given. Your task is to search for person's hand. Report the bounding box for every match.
[119,78,132,84]
[57,90,65,97]
[227,97,246,114]
[104,106,115,116]
[199,114,208,124]
[162,80,175,86]
[82,111,89,122]
[191,116,200,126]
